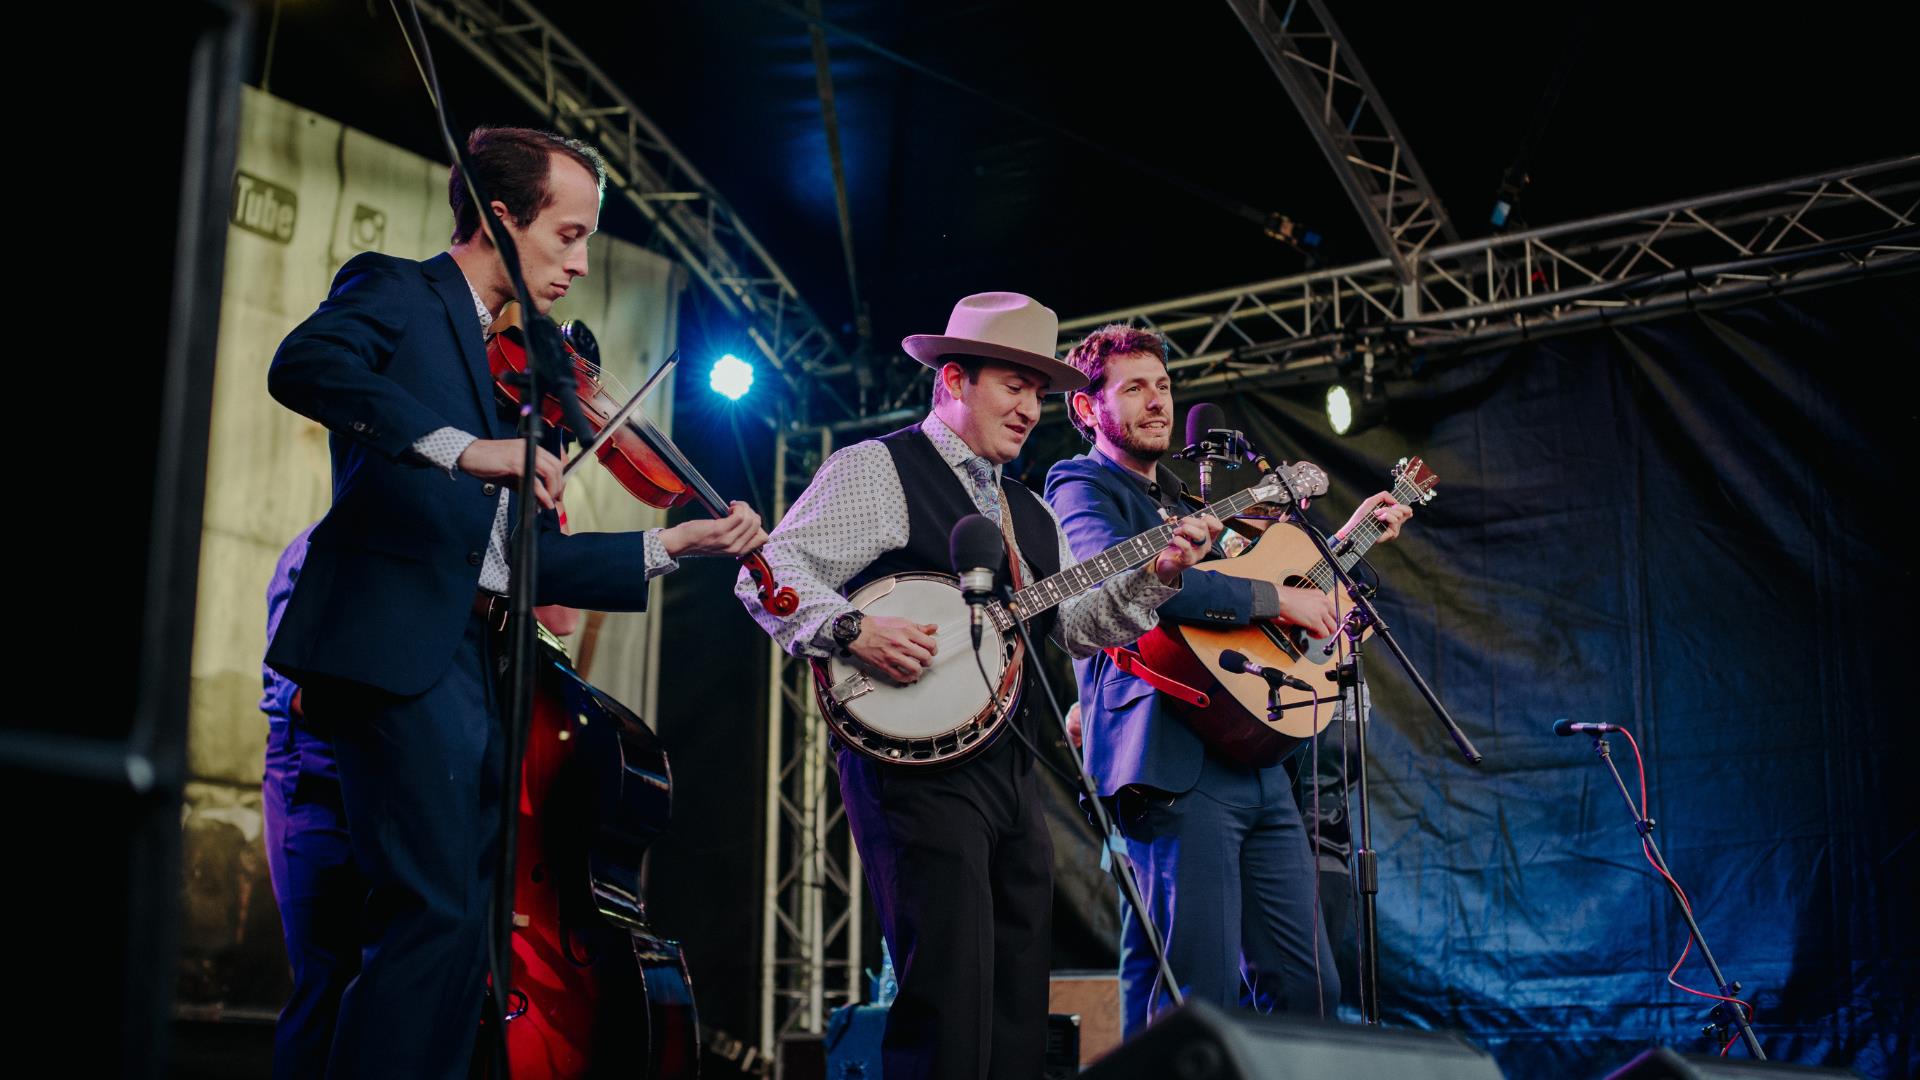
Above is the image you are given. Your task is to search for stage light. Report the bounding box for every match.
[709,354,754,401]
[1326,351,1386,436]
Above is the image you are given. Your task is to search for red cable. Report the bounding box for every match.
[1618,728,1754,1050]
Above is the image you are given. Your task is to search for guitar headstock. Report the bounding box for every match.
[1391,456,1440,505]
[1247,461,1331,506]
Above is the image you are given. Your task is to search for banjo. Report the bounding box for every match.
[812,462,1330,767]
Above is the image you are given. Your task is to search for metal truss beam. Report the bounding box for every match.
[1057,156,1919,394]
[1225,0,1460,283]
[416,0,855,417]
[759,429,863,1057]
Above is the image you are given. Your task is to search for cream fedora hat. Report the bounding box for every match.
[901,291,1087,393]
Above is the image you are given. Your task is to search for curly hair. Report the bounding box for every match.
[1061,324,1169,441]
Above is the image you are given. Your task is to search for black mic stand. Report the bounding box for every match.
[391,4,596,1072]
[988,584,1188,1016]
[1586,732,1764,1058]
[1269,470,1482,1026]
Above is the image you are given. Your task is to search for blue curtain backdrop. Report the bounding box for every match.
[1155,272,1919,1077]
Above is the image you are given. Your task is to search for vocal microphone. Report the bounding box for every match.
[1180,403,1242,500]
[950,515,1004,650]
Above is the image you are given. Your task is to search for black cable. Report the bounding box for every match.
[972,637,1078,789]
[385,5,588,1073]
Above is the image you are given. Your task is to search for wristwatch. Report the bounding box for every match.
[830,609,865,650]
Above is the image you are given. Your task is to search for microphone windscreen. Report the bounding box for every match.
[950,514,1005,576]
[1186,402,1225,447]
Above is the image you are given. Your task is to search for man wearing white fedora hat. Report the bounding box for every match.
[738,291,1223,1078]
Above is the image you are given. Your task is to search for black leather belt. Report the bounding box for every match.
[472,590,510,632]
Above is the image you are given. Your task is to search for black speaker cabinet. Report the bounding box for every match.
[1081,999,1503,1080]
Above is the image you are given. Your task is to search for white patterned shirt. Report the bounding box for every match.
[408,272,673,592]
[737,410,1179,659]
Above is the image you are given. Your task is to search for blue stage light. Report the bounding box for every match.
[710,354,754,401]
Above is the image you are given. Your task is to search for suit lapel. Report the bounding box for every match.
[420,253,502,438]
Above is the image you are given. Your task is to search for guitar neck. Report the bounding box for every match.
[1006,484,1272,621]
[1301,473,1423,593]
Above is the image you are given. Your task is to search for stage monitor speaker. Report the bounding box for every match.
[1604,1047,1861,1078]
[820,1003,1081,1077]
[1081,999,1502,1080]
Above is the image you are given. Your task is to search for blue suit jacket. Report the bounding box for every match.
[1045,451,1267,797]
[266,251,652,697]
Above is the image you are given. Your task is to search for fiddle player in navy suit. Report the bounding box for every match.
[265,126,765,1080]
[1044,325,1410,1035]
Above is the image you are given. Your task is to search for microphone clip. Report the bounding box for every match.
[1174,428,1250,469]
[1177,428,1250,501]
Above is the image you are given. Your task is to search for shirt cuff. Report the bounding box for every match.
[411,427,477,478]
[806,604,862,656]
[1249,579,1282,620]
[642,528,680,580]
[1115,564,1182,610]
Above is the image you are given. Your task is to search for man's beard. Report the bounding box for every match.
[1097,408,1168,462]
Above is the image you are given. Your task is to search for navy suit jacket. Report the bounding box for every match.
[1045,451,1267,797]
[266,251,652,697]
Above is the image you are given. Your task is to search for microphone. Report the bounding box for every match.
[1219,649,1313,691]
[1184,403,1226,499]
[1185,402,1226,451]
[950,515,1005,650]
[1552,718,1621,737]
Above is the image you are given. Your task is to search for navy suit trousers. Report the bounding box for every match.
[1116,751,1340,1036]
[306,616,502,1080]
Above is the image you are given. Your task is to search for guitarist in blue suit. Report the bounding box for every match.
[265,127,764,1080]
[1044,325,1409,1034]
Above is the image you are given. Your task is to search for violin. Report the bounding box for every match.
[486,302,797,616]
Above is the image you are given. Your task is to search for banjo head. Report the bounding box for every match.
[816,573,1019,766]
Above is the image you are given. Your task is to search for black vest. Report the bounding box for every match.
[847,424,1061,647]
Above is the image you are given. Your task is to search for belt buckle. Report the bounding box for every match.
[481,592,510,633]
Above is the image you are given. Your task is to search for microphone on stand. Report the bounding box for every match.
[1219,649,1314,691]
[1183,403,1228,500]
[950,515,1004,650]
[1552,718,1622,737]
